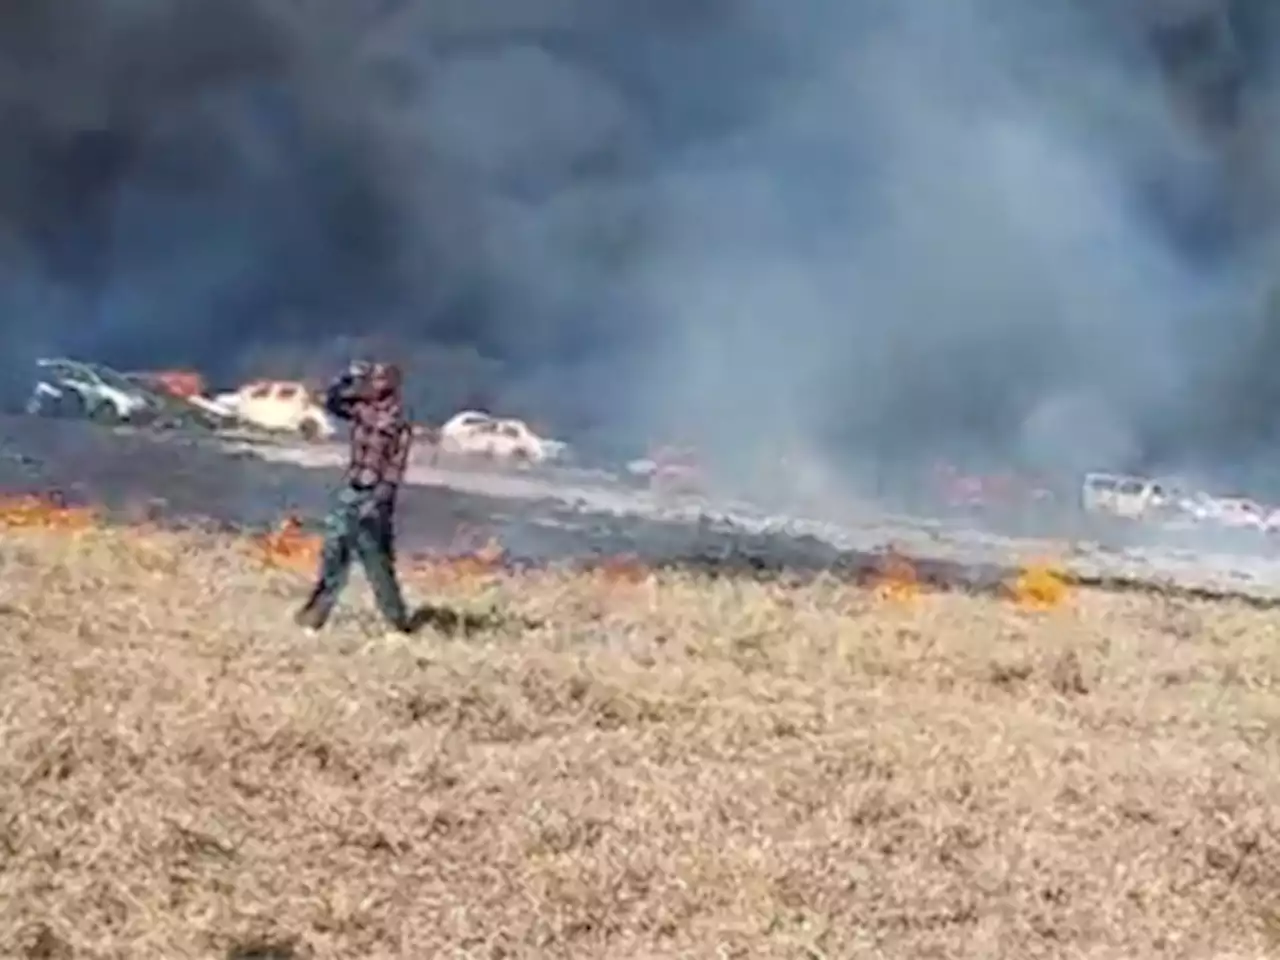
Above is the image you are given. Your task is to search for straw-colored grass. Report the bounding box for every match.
[3,521,1280,959]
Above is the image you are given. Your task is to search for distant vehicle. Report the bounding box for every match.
[626,445,704,495]
[26,358,155,423]
[1080,472,1173,520]
[436,410,568,464]
[128,369,207,400]
[210,380,335,441]
[1186,494,1272,531]
[933,463,987,511]
[930,462,1057,514]
[123,369,243,430]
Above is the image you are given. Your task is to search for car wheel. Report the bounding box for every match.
[298,419,320,442]
[90,403,122,425]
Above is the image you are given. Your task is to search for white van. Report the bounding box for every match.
[1080,472,1172,520]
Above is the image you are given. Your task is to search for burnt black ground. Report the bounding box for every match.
[0,416,498,546]
[2,416,1277,607]
[0,417,1013,585]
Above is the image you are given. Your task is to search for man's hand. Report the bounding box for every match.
[325,362,373,419]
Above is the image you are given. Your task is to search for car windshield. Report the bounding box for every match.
[83,362,143,394]
[36,360,73,379]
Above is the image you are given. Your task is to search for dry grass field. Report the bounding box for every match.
[3,499,1280,959]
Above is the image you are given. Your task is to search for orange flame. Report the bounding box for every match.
[255,516,514,580]
[0,494,98,531]
[0,494,1076,615]
[1010,561,1070,610]
[256,514,322,572]
[591,555,651,584]
[446,536,506,578]
[410,534,507,582]
[870,550,920,602]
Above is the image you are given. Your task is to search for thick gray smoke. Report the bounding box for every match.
[0,0,1277,489]
[634,0,1269,494]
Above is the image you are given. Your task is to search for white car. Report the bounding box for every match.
[26,358,154,423]
[1196,495,1272,531]
[211,380,336,441]
[437,410,567,464]
[1080,472,1172,520]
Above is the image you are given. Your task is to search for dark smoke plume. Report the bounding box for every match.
[2,0,1279,489]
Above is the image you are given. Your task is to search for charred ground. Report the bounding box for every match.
[4,416,1280,610]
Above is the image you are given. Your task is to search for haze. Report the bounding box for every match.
[0,0,1276,491]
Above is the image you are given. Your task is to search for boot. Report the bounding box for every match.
[294,601,327,634]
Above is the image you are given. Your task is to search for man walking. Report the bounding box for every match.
[295,360,417,635]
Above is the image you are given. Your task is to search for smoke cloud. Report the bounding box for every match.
[0,0,1278,491]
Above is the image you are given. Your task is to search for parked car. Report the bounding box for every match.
[127,369,207,400]
[26,357,156,423]
[931,462,1057,514]
[1181,493,1273,531]
[626,445,705,495]
[436,410,568,464]
[209,380,336,441]
[123,369,242,430]
[1080,472,1174,521]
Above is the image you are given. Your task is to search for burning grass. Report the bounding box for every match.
[0,493,98,530]
[3,509,1280,958]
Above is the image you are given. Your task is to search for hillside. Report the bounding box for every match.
[2,516,1280,958]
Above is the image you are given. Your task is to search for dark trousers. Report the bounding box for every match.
[297,487,409,630]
